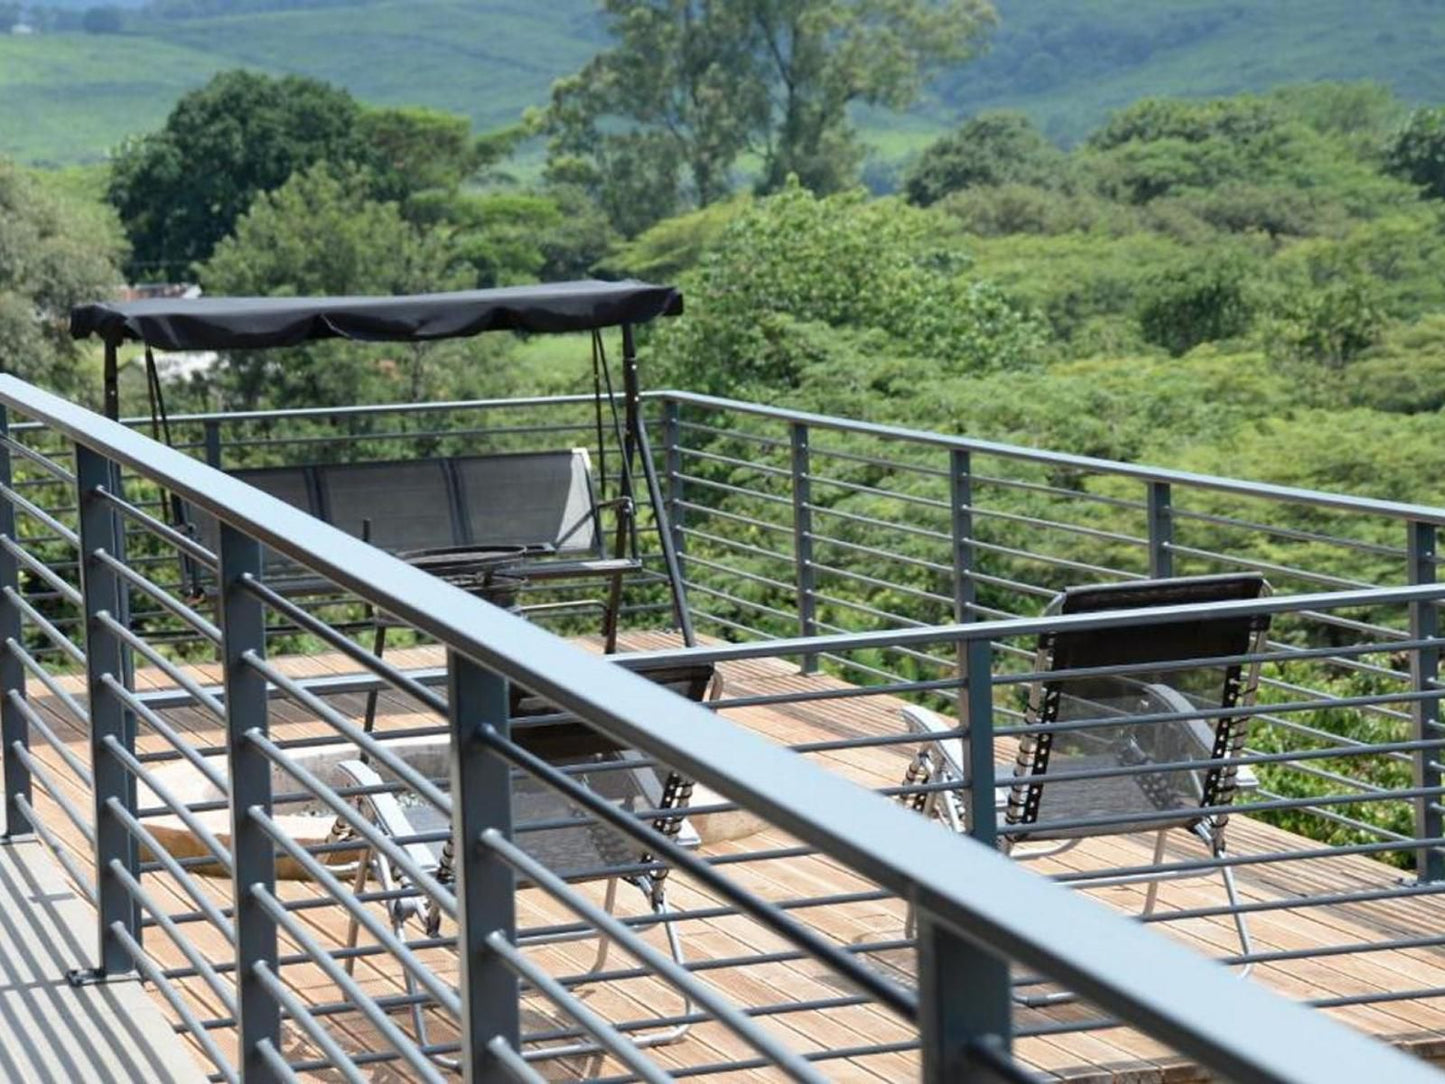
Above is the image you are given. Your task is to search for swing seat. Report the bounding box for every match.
[183,448,641,645]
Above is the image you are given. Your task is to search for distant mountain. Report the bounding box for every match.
[3,0,1443,168]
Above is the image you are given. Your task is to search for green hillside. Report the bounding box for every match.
[3,0,1445,167]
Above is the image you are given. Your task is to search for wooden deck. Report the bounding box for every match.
[13,631,1445,1081]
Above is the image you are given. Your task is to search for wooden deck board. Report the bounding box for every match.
[12,631,1445,1080]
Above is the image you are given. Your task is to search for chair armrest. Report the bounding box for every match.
[898,705,967,782]
[333,759,441,876]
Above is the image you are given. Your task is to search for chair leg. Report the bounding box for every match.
[342,853,370,977]
[1216,840,1255,979]
[1142,828,1169,917]
[587,875,621,974]
[362,622,388,736]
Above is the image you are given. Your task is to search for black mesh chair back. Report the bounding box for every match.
[314,460,461,553]
[509,659,718,762]
[186,466,319,582]
[452,449,601,556]
[1006,573,1271,842]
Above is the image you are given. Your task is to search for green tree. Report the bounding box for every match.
[903,112,1066,206]
[541,0,995,233]
[1136,256,1255,357]
[1385,106,1445,200]
[658,181,1043,395]
[109,71,364,278]
[0,161,126,398]
[199,165,478,409]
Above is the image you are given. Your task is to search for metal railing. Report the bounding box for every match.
[0,375,1440,1082]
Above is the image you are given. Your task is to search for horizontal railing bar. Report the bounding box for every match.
[681,553,797,594]
[93,548,222,643]
[251,961,368,1084]
[485,931,675,1084]
[674,417,789,449]
[677,525,793,565]
[104,674,231,793]
[675,499,794,536]
[12,742,94,844]
[1170,506,1407,559]
[6,689,90,785]
[674,471,793,506]
[486,830,831,1084]
[5,585,84,664]
[106,851,237,1012]
[811,532,952,574]
[249,808,462,1015]
[112,923,238,1084]
[247,732,455,917]
[102,733,233,872]
[1,535,83,606]
[0,479,78,546]
[95,610,226,718]
[95,484,218,569]
[810,560,954,607]
[677,444,793,478]
[240,575,448,715]
[1166,543,1376,591]
[1,434,74,484]
[244,651,451,816]
[11,791,96,902]
[250,885,449,1084]
[657,390,1445,526]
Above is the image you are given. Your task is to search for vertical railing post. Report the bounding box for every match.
[1408,520,1444,882]
[75,444,140,977]
[219,524,281,1080]
[962,637,998,848]
[661,398,686,566]
[1147,480,1173,580]
[950,449,974,627]
[790,422,817,672]
[917,910,1012,1082]
[0,406,30,838]
[203,419,223,469]
[920,634,1011,1079]
[448,652,518,1082]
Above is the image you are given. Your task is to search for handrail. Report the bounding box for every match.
[0,373,1439,1083]
[655,389,1445,527]
[26,383,1445,527]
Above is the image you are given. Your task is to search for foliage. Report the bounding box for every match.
[597,197,749,281]
[108,70,365,277]
[902,112,1066,206]
[198,165,485,410]
[0,159,126,397]
[1136,256,1254,356]
[1385,105,1445,200]
[1261,242,1387,367]
[656,181,1044,394]
[539,0,996,233]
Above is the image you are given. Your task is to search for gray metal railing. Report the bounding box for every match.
[0,375,1441,1081]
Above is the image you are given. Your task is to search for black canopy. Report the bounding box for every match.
[70,279,683,352]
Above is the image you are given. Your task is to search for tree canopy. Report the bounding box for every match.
[107,71,501,279]
[540,0,996,235]
[0,160,126,397]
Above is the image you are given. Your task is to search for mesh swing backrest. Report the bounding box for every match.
[1006,573,1271,842]
[452,450,600,555]
[186,467,318,581]
[314,460,461,553]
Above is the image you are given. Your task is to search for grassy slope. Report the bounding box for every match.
[4,0,1445,167]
